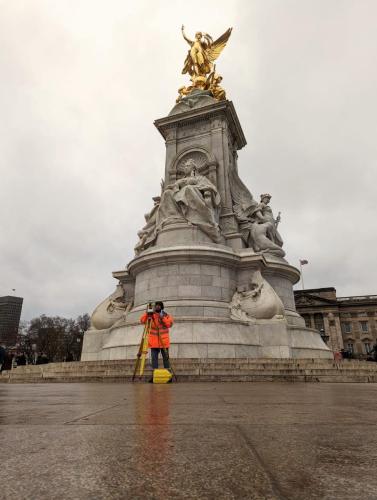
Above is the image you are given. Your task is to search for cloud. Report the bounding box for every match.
[1,0,376,320]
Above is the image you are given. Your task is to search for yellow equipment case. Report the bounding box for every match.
[153,369,173,384]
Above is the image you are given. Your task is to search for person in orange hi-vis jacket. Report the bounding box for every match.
[140,301,173,374]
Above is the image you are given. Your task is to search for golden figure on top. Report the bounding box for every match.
[207,73,226,101]
[178,25,232,102]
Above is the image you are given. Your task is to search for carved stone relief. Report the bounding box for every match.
[177,121,210,139]
[219,213,238,234]
[90,284,133,330]
[230,270,285,321]
[176,151,208,178]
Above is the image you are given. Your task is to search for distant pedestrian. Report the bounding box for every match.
[372,343,377,362]
[0,345,6,373]
[334,351,342,362]
[16,353,27,366]
[2,351,13,371]
[40,353,49,364]
[36,353,49,365]
[340,349,351,360]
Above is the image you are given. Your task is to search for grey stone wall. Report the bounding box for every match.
[134,261,237,308]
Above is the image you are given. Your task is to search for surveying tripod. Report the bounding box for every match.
[132,304,178,382]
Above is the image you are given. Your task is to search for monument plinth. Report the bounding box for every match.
[82,27,331,361]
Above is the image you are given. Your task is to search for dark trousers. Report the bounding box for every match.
[151,348,170,369]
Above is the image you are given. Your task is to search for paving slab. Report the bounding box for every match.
[1,382,377,499]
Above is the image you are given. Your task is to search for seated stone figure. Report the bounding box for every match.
[134,158,222,254]
[248,194,285,258]
[229,169,285,257]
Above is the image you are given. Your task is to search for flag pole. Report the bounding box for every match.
[300,262,304,290]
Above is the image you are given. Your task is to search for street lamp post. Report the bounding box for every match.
[320,328,330,344]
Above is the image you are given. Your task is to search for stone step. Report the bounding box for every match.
[19,358,344,366]
[11,359,375,369]
[5,365,377,376]
[12,365,377,376]
[12,360,370,371]
[2,358,377,383]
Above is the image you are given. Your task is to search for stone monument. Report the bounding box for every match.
[82,27,331,361]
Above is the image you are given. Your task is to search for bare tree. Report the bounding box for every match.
[24,313,90,362]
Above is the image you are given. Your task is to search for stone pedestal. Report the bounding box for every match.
[82,97,332,361]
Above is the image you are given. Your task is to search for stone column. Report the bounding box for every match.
[210,116,226,205]
[164,127,177,183]
[332,313,344,351]
[308,313,315,329]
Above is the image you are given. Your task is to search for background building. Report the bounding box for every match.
[294,288,377,356]
[0,296,23,347]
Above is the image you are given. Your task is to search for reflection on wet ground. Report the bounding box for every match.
[1,382,377,499]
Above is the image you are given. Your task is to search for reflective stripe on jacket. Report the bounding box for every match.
[140,312,173,349]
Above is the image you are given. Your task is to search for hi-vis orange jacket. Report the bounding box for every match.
[140,312,173,349]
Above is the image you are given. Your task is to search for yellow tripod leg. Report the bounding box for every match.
[137,330,149,377]
[132,319,150,381]
[132,317,152,380]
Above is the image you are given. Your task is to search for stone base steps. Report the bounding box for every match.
[1,358,377,383]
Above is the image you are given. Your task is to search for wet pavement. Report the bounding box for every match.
[1,382,377,500]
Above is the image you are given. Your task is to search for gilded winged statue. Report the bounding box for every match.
[181,25,232,78]
[178,25,232,101]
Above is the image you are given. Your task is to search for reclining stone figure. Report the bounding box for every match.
[230,270,285,321]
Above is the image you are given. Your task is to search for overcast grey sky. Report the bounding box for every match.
[1,0,376,321]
